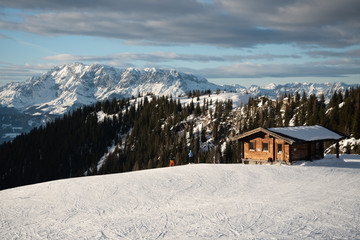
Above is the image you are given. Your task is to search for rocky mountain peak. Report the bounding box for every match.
[0,63,219,115]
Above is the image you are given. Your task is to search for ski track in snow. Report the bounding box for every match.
[1,156,360,239]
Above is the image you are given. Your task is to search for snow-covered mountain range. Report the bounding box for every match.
[0,62,356,115]
[0,62,357,143]
[240,81,351,101]
[0,63,221,115]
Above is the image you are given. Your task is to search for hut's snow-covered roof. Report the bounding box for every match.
[268,125,344,142]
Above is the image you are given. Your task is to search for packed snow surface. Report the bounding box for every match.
[268,125,344,142]
[1,155,360,239]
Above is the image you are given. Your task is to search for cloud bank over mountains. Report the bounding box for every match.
[1,0,358,48]
[0,0,359,85]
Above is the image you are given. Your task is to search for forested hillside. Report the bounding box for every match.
[1,87,359,190]
[241,87,360,138]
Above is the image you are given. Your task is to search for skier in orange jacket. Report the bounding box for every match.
[169,153,175,167]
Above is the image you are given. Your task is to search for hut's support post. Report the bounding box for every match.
[320,141,324,159]
[272,137,275,161]
[336,141,340,158]
[240,141,244,160]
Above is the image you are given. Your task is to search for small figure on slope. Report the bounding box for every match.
[169,153,175,167]
[188,150,194,164]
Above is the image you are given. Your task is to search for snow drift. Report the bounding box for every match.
[1,155,359,239]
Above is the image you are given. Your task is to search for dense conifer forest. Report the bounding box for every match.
[1,87,359,190]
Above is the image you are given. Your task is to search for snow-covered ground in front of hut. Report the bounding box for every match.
[1,155,360,239]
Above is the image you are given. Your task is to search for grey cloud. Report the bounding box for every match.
[0,0,204,17]
[196,61,360,78]
[0,33,9,39]
[0,11,299,48]
[43,52,302,63]
[0,63,48,85]
[225,54,301,61]
[0,0,359,48]
[307,48,360,58]
[214,0,360,29]
[215,0,360,47]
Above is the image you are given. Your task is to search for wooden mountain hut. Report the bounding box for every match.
[231,125,345,164]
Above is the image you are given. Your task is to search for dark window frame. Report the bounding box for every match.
[249,142,255,151]
[263,142,269,152]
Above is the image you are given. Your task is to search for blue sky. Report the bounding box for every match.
[0,0,359,87]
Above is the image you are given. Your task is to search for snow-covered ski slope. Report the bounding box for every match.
[1,155,360,239]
